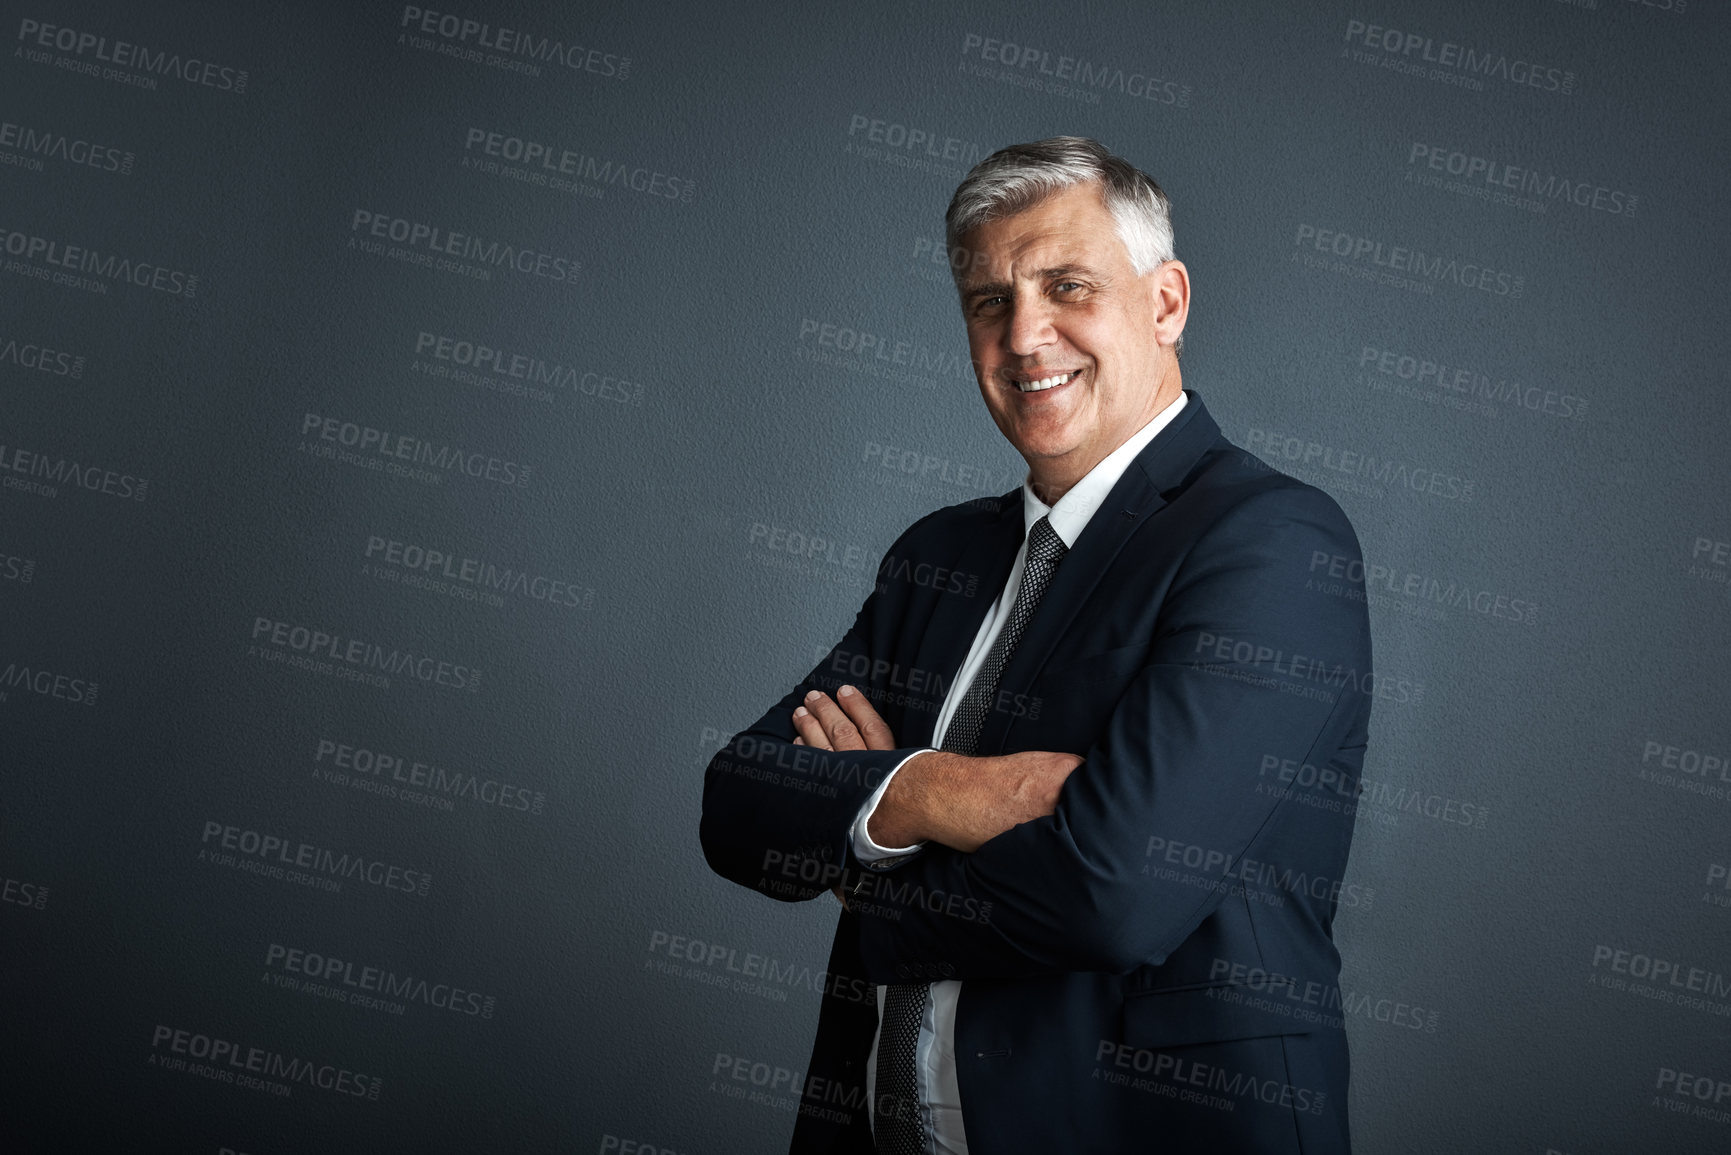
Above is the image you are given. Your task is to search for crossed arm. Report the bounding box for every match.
[790,685,1081,857]
[703,487,1371,985]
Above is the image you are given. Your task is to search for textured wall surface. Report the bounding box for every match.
[3,2,1728,1152]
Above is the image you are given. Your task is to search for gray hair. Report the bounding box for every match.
[945,136,1183,355]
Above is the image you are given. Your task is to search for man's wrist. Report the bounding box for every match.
[866,750,929,847]
[851,752,930,862]
[869,748,973,848]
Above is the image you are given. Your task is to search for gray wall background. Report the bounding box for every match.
[3,1,1728,1152]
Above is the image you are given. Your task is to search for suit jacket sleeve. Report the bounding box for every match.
[699,514,946,903]
[852,485,1374,980]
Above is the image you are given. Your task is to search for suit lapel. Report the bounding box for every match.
[903,495,1023,748]
[976,391,1223,754]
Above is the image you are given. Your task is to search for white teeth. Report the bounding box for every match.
[1017,371,1074,393]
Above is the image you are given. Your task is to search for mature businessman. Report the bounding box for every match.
[701,137,1373,1153]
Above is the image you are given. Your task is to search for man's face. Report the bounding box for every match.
[955,182,1185,492]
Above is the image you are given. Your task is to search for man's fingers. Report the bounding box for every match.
[831,884,850,910]
[800,690,865,750]
[836,685,897,750]
[790,705,831,749]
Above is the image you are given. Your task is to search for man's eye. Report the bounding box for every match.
[1055,281,1082,293]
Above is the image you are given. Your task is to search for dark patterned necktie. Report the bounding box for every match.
[872,515,1069,1154]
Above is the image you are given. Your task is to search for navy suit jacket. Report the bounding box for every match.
[701,391,1373,1154]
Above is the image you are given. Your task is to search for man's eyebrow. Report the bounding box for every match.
[961,264,1101,302]
[961,279,1011,303]
[1038,263,1100,282]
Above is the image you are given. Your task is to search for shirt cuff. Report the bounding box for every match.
[850,748,934,866]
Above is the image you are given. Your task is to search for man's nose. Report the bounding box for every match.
[1005,295,1056,356]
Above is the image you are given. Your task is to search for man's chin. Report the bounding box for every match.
[1012,435,1085,472]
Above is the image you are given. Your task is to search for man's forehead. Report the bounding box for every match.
[955,227,1120,291]
[957,195,1120,270]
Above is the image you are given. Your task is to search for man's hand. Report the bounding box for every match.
[789,684,1082,871]
[790,685,896,910]
[789,684,897,752]
[870,749,1083,853]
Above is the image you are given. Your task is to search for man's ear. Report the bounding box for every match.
[1151,259,1190,347]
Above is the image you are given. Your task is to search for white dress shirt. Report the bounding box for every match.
[850,390,1189,1153]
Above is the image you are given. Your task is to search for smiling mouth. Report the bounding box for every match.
[1011,369,1080,394]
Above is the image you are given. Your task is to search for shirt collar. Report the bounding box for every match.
[1022,390,1189,547]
